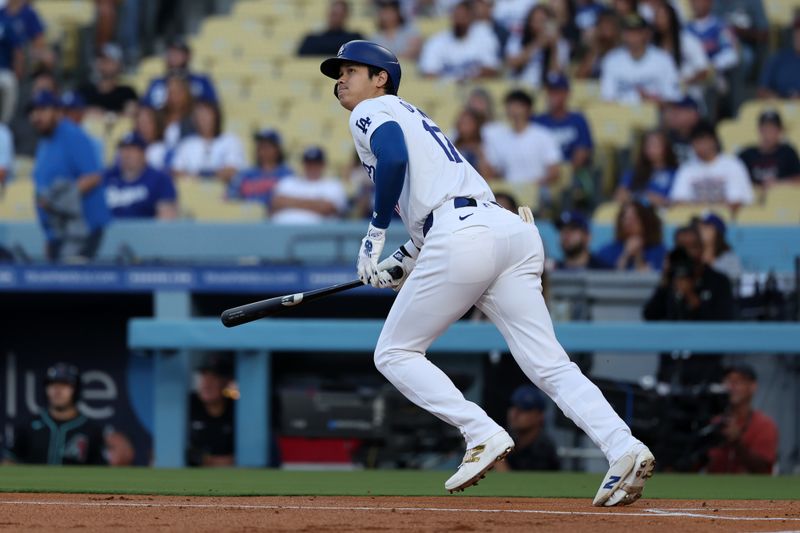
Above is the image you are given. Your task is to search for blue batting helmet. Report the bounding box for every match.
[320,40,401,93]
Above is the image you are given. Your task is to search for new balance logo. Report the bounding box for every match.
[356,116,372,135]
[463,445,486,464]
[603,475,621,490]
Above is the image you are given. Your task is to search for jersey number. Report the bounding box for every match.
[422,121,462,163]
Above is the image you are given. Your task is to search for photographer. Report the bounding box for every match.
[643,225,734,385]
[706,365,778,474]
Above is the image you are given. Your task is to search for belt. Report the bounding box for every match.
[422,197,477,237]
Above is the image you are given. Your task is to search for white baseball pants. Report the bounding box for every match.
[375,200,640,464]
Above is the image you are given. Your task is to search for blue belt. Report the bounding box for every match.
[422,197,477,237]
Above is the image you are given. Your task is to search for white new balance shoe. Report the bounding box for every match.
[593,444,656,507]
[445,430,515,493]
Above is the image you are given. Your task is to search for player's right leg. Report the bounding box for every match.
[476,218,654,506]
[374,215,512,492]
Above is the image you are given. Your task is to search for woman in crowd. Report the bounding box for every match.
[597,200,666,271]
[369,0,422,60]
[548,0,581,54]
[616,129,678,207]
[171,99,246,182]
[505,4,570,89]
[134,103,168,171]
[161,74,195,152]
[452,107,488,173]
[652,1,709,104]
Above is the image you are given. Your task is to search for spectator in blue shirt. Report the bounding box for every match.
[0,10,21,123]
[554,210,608,270]
[0,0,51,69]
[227,129,293,206]
[104,132,178,220]
[758,19,800,99]
[60,91,105,166]
[596,200,666,271]
[30,91,110,262]
[143,38,217,110]
[533,72,593,169]
[616,129,678,207]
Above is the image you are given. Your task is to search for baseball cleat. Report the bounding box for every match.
[445,431,515,493]
[593,445,655,507]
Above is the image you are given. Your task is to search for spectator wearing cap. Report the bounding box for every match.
[706,365,778,474]
[0,0,53,70]
[504,4,570,90]
[483,89,562,185]
[758,19,800,99]
[61,90,105,166]
[271,146,347,224]
[133,102,169,171]
[187,355,235,467]
[696,212,742,281]
[651,1,710,106]
[670,121,754,209]
[418,1,501,81]
[738,111,800,187]
[493,385,560,472]
[2,363,105,465]
[79,43,138,116]
[30,91,110,262]
[686,0,738,104]
[555,211,607,270]
[533,73,594,173]
[597,200,666,271]
[616,129,678,207]
[143,39,217,110]
[104,132,177,220]
[0,5,22,124]
[575,8,621,80]
[664,96,702,165]
[370,0,422,60]
[297,0,365,57]
[600,14,681,105]
[227,129,294,206]
[172,100,245,182]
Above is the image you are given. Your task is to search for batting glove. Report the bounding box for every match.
[357,224,386,287]
[377,239,420,291]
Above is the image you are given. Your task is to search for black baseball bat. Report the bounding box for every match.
[220,266,403,328]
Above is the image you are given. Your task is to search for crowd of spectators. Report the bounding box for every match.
[1,0,799,264]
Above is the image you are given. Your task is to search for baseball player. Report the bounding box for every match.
[320,41,654,505]
[2,363,105,465]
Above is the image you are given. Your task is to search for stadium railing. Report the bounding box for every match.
[128,318,800,468]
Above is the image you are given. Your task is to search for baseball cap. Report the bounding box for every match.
[302,145,326,163]
[254,128,282,145]
[198,354,233,378]
[670,95,699,111]
[758,109,783,128]
[167,37,191,54]
[555,210,590,232]
[99,42,123,62]
[690,120,717,141]
[118,131,148,149]
[724,364,757,382]
[544,72,570,91]
[622,13,649,30]
[45,363,80,387]
[60,90,86,110]
[27,90,60,111]
[700,212,726,237]
[510,385,547,411]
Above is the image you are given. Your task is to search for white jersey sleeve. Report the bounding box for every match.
[669,163,694,202]
[724,156,754,205]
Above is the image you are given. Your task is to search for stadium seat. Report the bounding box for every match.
[662,204,731,225]
[764,0,800,27]
[177,179,264,222]
[416,16,450,39]
[0,179,36,221]
[763,183,800,224]
[718,119,757,154]
[569,80,601,110]
[591,201,619,224]
[488,181,540,209]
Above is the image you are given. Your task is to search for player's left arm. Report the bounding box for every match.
[356,120,409,287]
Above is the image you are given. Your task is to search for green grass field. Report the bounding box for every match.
[0,467,798,500]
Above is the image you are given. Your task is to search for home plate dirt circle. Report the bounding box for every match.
[0,494,798,532]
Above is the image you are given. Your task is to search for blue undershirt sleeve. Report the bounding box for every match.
[369,121,408,229]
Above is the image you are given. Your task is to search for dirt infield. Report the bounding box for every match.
[0,493,798,532]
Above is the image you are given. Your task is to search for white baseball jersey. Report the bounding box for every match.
[349,94,494,245]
